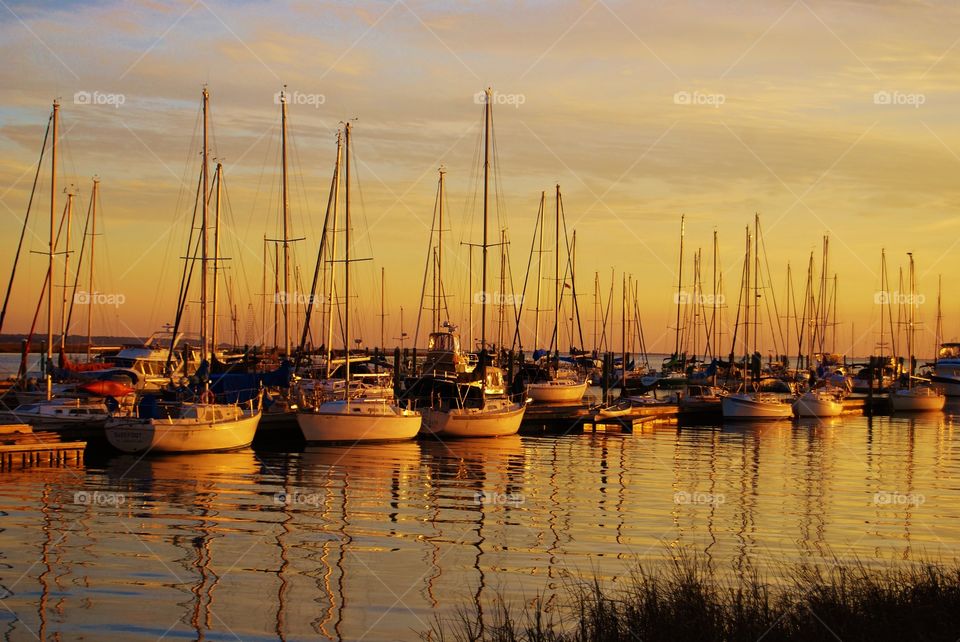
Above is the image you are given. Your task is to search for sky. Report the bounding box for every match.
[1,0,959,358]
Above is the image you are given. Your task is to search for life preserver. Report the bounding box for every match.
[200,389,215,404]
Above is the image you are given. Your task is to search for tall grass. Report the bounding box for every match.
[423,554,960,641]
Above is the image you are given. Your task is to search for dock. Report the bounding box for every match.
[0,424,86,469]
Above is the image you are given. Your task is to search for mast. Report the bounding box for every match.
[46,101,58,391]
[380,266,386,353]
[752,213,759,360]
[674,214,685,359]
[344,122,352,390]
[907,252,915,385]
[935,274,943,363]
[60,187,75,351]
[481,87,491,353]
[554,184,560,358]
[200,87,209,363]
[86,178,98,361]
[534,191,544,351]
[879,249,886,357]
[498,228,507,350]
[593,272,600,357]
[325,131,342,379]
[435,167,445,332]
[281,88,291,357]
[211,162,223,358]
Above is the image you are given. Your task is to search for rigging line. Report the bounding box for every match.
[0,110,51,334]
[558,190,585,352]
[63,188,94,340]
[295,132,340,370]
[511,196,543,352]
[757,218,786,357]
[165,170,204,374]
[413,176,442,348]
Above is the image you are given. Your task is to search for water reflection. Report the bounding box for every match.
[2,415,960,640]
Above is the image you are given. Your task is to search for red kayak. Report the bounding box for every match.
[79,380,135,397]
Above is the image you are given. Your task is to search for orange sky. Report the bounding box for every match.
[1,0,959,358]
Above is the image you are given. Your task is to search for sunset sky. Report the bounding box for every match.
[1,0,959,358]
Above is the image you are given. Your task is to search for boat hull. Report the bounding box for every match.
[297,401,420,442]
[721,394,792,420]
[420,401,525,438]
[105,411,261,453]
[792,393,843,418]
[526,380,588,404]
[890,389,946,412]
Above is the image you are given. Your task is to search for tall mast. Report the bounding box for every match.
[324,131,342,379]
[534,191,544,350]
[200,87,210,362]
[436,167,445,332]
[46,101,58,389]
[554,184,560,357]
[879,249,886,357]
[60,187,75,351]
[380,266,385,353]
[86,178,98,361]
[211,162,223,358]
[480,87,491,353]
[674,214,685,358]
[752,213,759,358]
[742,227,750,373]
[593,271,599,354]
[935,274,942,363]
[344,122,352,389]
[907,252,915,384]
[281,88,291,357]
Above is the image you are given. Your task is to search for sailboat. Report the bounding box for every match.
[721,217,792,420]
[296,122,421,443]
[524,184,589,404]
[407,88,526,438]
[105,88,262,453]
[889,253,945,412]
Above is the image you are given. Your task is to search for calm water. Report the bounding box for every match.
[2,406,960,640]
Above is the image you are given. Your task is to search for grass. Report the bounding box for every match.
[423,553,960,641]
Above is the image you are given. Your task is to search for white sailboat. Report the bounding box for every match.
[525,185,588,404]
[792,388,843,418]
[721,218,792,420]
[890,253,945,413]
[412,88,526,438]
[106,88,262,453]
[296,122,420,443]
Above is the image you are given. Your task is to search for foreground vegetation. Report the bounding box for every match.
[424,554,960,641]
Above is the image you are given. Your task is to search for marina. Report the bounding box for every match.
[3,1,960,639]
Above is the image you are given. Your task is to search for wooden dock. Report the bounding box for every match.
[0,424,85,469]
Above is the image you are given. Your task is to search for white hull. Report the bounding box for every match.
[105,410,261,453]
[297,400,420,442]
[721,394,792,420]
[890,388,946,412]
[792,392,843,417]
[526,380,588,403]
[420,400,525,438]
